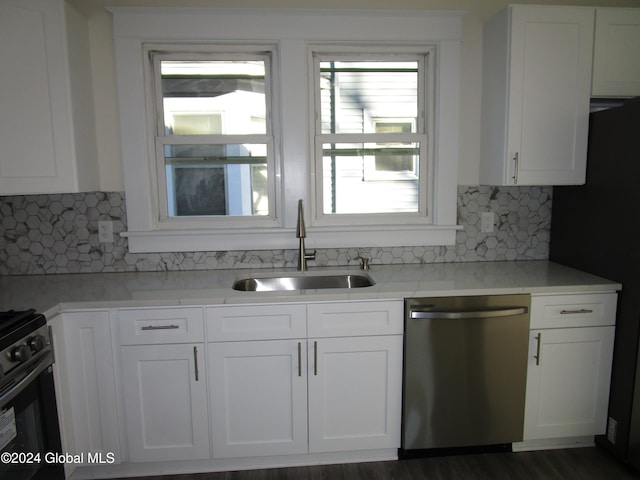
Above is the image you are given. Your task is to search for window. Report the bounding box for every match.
[311,51,432,221]
[112,8,461,252]
[150,50,276,226]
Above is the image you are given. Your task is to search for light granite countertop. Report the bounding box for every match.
[0,261,621,319]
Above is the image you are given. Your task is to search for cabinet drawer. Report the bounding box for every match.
[307,300,403,337]
[207,304,306,341]
[530,293,617,329]
[117,307,205,345]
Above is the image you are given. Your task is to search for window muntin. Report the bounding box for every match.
[151,52,274,222]
[313,53,431,220]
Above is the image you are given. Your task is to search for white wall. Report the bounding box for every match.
[68,0,638,191]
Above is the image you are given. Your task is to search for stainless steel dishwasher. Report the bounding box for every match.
[402,294,530,454]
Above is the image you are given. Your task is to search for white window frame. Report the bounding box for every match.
[111,7,462,252]
[310,48,432,225]
[150,47,279,229]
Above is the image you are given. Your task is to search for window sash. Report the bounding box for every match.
[311,50,433,225]
[154,136,276,226]
[148,49,278,228]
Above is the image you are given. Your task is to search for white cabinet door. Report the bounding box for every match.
[0,0,97,194]
[481,5,594,185]
[592,8,640,97]
[120,344,209,462]
[307,335,403,453]
[209,340,308,458]
[523,327,615,440]
[51,311,120,469]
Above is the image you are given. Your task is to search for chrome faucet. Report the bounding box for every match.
[296,199,316,271]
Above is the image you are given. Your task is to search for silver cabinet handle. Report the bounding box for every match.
[298,342,302,377]
[193,346,199,382]
[560,309,594,315]
[513,152,519,184]
[410,306,528,320]
[48,325,55,364]
[534,332,542,366]
[313,341,318,376]
[141,324,180,331]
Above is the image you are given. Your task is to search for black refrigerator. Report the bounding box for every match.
[550,97,640,472]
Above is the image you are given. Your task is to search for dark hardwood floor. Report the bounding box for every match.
[118,448,639,480]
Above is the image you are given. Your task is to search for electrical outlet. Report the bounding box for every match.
[98,220,114,243]
[481,212,495,233]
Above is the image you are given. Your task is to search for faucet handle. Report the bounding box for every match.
[355,256,370,271]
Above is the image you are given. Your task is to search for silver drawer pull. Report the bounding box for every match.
[560,309,594,315]
[141,324,180,331]
[314,341,318,376]
[193,346,199,382]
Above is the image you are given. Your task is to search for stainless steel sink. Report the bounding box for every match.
[232,273,375,292]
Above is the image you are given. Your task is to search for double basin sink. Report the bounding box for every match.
[232,273,375,292]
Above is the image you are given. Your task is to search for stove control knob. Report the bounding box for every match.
[29,334,46,352]
[10,344,31,363]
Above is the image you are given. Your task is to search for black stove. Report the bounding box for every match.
[0,308,62,480]
[0,309,50,383]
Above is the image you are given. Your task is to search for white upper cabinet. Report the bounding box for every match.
[592,8,640,98]
[480,5,594,186]
[0,0,98,195]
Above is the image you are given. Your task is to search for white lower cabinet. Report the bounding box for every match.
[120,344,209,462]
[308,335,403,453]
[523,327,615,440]
[53,290,619,476]
[56,300,402,477]
[117,308,210,463]
[516,293,617,450]
[209,340,308,458]
[50,310,120,474]
[207,300,403,459]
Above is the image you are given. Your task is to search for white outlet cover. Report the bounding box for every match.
[481,212,495,233]
[98,220,114,243]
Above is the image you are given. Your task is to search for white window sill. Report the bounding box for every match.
[121,225,461,253]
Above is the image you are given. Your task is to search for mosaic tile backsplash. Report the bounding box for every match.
[0,186,551,275]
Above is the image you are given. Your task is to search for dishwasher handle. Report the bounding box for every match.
[410,306,528,320]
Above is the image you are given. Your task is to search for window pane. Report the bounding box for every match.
[163,144,268,217]
[160,60,266,135]
[319,61,418,134]
[322,142,420,214]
